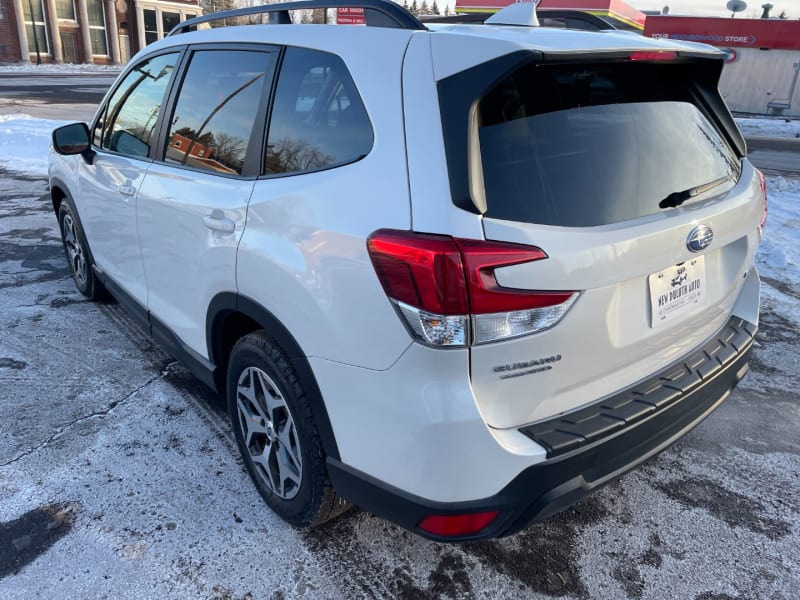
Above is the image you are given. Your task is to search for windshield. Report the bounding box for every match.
[476,61,740,227]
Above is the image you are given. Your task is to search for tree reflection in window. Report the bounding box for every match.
[265,48,373,176]
[99,53,178,158]
[165,50,272,176]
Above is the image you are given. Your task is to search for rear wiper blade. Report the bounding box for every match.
[658,175,731,209]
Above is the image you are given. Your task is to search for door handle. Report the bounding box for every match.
[203,214,236,234]
[118,185,136,197]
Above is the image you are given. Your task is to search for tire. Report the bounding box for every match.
[227,331,349,528]
[57,201,107,300]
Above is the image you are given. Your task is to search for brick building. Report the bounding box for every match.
[0,0,202,65]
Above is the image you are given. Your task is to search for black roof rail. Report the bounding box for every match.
[168,0,427,36]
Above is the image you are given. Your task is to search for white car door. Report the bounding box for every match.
[136,47,278,359]
[77,51,180,309]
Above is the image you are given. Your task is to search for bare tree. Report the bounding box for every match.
[212,131,247,168]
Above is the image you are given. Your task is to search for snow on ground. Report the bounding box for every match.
[735,116,800,140]
[0,114,68,177]
[759,176,800,288]
[0,63,122,74]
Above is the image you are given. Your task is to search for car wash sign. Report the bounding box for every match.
[337,7,366,25]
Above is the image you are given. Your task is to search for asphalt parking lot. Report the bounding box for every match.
[1,83,799,599]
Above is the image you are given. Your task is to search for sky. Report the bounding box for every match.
[631,0,800,18]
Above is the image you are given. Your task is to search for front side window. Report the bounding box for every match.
[98,53,178,158]
[164,50,273,175]
[86,0,108,55]
[23,0,49,55]
[265,47,372,176]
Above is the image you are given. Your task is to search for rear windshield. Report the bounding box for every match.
[477,61,739,227]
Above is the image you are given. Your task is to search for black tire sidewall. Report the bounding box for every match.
[226,334,325,527]
[57,201,96,298]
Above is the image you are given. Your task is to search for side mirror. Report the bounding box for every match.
[52,122,95,164]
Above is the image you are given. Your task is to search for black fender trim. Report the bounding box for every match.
[206,292,340,461]
[49,177,72,215]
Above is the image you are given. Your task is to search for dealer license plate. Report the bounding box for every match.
[649,256,706,328]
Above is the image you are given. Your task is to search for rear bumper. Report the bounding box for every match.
[327,316,756,542]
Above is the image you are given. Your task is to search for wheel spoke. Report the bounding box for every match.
[253,448,279,493]
[237,396,268,448]
[254,369,286,423]
[277,419,302,473]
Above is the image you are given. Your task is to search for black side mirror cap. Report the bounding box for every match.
[52,122,96,165]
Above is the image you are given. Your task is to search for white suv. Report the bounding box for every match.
[49,0,766,541]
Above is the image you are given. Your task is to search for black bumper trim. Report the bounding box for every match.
[327,317,756,542]
[519,316,757,458]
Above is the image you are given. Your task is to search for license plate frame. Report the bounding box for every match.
[649,256,706,328]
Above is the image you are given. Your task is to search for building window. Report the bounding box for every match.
[55,0,76,21]
[87,0,109,56]
[143,9,158,45]
[162,11,180,36]
[23,0,50,55]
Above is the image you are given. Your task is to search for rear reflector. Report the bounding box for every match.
[367,230,578,347]
[418,511,499,537]
[628,51,678,61]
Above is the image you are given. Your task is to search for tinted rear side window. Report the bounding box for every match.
[477,61,739,227]
[265,47,373,176]
[164,50,274,176]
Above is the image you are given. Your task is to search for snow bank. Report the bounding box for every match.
[0,114,68,176]
[0,63,122,74]
[735,116,800,140]
[757,176,800,291]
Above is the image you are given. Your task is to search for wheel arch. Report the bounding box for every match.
[49,177,71,214]
[207,292,340,461]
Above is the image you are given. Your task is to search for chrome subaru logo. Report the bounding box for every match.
[687,225,713,253]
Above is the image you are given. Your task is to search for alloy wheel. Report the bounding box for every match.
[235,366,303,499]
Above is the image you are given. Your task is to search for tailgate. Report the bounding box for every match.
[456,55,764,429]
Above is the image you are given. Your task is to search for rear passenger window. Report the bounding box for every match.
[265,47,373,176]
[98,52,179,158]
[164,50,274,176]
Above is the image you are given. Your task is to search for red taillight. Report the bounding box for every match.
[418,511,499,537]
[456,238,574,313]
[367,230,578,346]
[756,168,768,228]
[366,230,467,315]
[628,51,678,61]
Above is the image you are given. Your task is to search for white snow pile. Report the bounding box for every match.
[0,62,122,74]
[735,116,800,140]
[0,114,67,176]
[757,176,800,291]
